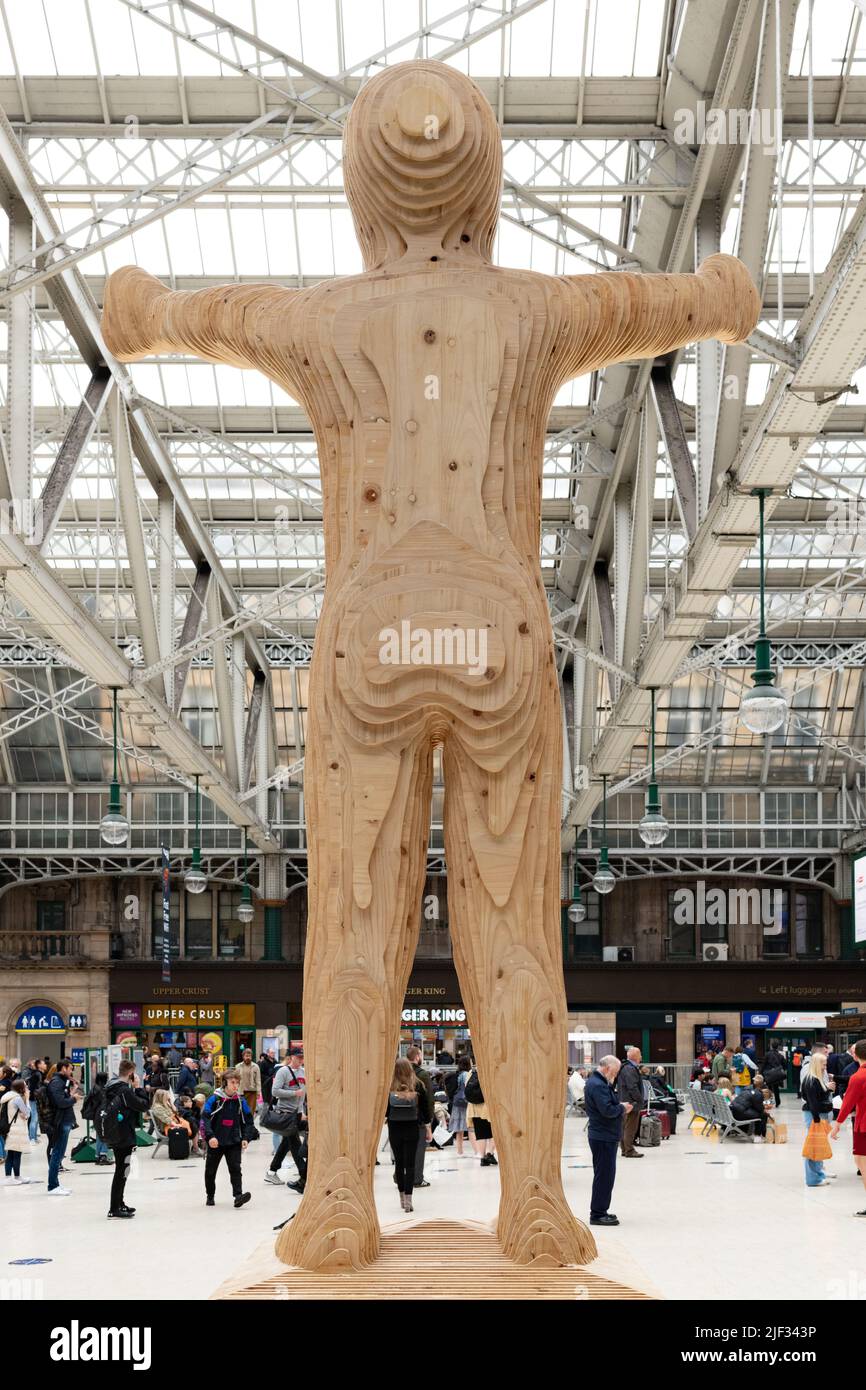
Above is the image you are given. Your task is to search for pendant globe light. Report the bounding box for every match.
[739,488,788,735]
[592,774,616,896]
[100,688,129,846]
[184,774,208,894]
[638,687,669,846]
[567,866,586,924]
[237,828,255,924]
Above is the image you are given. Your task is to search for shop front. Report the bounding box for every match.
[111,1001,258,1066]
[400,987,470,1065]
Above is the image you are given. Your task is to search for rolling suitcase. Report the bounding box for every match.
[167,1126,190,1160]
[656,1108,671,1139]
[639,1112,661,1147]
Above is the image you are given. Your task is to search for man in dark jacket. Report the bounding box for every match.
[46,1058,80,1194]
[202,1070,254,1208]
[585,1057,633,1226]
[101,1060,151,1217]
[23,1058,45,1143]
[616,1046,644,1157]
[175,1056,198,1095]
[406,1046,435,1188]
[760,1045,787,1106]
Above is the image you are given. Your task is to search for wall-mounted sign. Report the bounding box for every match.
[68,1013,87,1030]
[742,1010,828,1030]
[401,1007,466,1024]
[70,1049,85,1064]
[15,1009,65,1034]
[112,1005,142,1028]
[142,1004,225,1026]
[855,853,866,945]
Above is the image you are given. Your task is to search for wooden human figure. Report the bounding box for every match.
[103,60,759,1271]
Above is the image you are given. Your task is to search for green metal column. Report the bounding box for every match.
[262,904,284,961]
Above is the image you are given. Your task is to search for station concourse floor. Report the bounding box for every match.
[2,1099,864,1300]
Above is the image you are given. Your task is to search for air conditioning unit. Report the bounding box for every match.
[602,946,619,962]
[617,947,635,963]
[702,942,729,962]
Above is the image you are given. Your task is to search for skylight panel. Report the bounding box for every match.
[297,0,339,72]
[3,0,55,73]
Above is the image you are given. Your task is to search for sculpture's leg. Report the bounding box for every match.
[276,699,433,1272]
[442,706,598,1268]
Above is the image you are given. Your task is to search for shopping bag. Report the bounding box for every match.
[432,1122,451,1148]
[801,1118,832,1160]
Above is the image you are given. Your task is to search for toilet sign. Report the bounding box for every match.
[15,1009,65,1034]
[68,1013,87,1030]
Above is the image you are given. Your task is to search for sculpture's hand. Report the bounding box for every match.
[102,265,298,375]
[559,253,760,379]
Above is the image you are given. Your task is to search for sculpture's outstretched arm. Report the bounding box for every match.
[101,265,299,372]
[559,253,760,379]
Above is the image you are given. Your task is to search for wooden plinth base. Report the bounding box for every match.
[211,1218,659,1300]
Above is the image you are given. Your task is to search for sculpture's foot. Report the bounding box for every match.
[497,1177,598,1267]
[274,1163,380,1271]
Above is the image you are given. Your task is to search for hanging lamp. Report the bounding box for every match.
[739,488,787,735]
[237,827,255,924]
[184,774,208,894]
[638,687,670,846]
[567,865,586,923]
[100,688,129,846]
[592,774,616,895]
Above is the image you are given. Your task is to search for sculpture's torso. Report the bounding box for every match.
[269,263,566,751]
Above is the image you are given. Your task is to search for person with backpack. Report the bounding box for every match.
[1,1079,31,1184]
[386,1057,432,1212]
[201,1069,254,1208]
[263,1046,307,1193]
[96,1060,151,1219]
[82,1071,111,1165]
[465,1064,497,1166]
[46,1058,80,1196]
[760,1044,787,1106]
[446,1055,475,1157]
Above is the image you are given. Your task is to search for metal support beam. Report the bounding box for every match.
[173,561,210,714]
[37,366,111,549]
[650,364,697,542]
[7,197,32,504]
[242,670,266,794]
[592,561,617,708]
[695,200,722,519]
[109,389,161,680]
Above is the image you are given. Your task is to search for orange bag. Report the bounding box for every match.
[801,1118,832,1161]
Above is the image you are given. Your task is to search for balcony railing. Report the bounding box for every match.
[0,928,110,961]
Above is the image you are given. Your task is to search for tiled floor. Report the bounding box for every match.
[2,1100,864,1300]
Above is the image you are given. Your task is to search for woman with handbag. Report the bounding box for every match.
[386,1057,432,1212]
[2,1080,31,1184]
[801,1052,835,1188]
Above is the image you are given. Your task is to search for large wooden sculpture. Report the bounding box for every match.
[103,61,759,1273]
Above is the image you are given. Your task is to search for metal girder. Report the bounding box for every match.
[242,670,266,794]
[568,184,866,834]
[173,562,211,713]
[0,0,547,303]
[711,0,798,491]
[573,850,837,892]
[0,104,270,683]
[109,389,162,681]
[37,366,111,548]
[650,365,697,543]
[554,0,760,656]
[135,567,325,684]
[6,196,32,503]
[592,561,617,708]
[238,756,305,805]
[0,524,272,844]
[0,671,94,742]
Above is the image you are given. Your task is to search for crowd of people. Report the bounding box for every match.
[2,1032,866,1239]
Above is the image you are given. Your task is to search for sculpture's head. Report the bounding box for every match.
[343,60,502,268]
